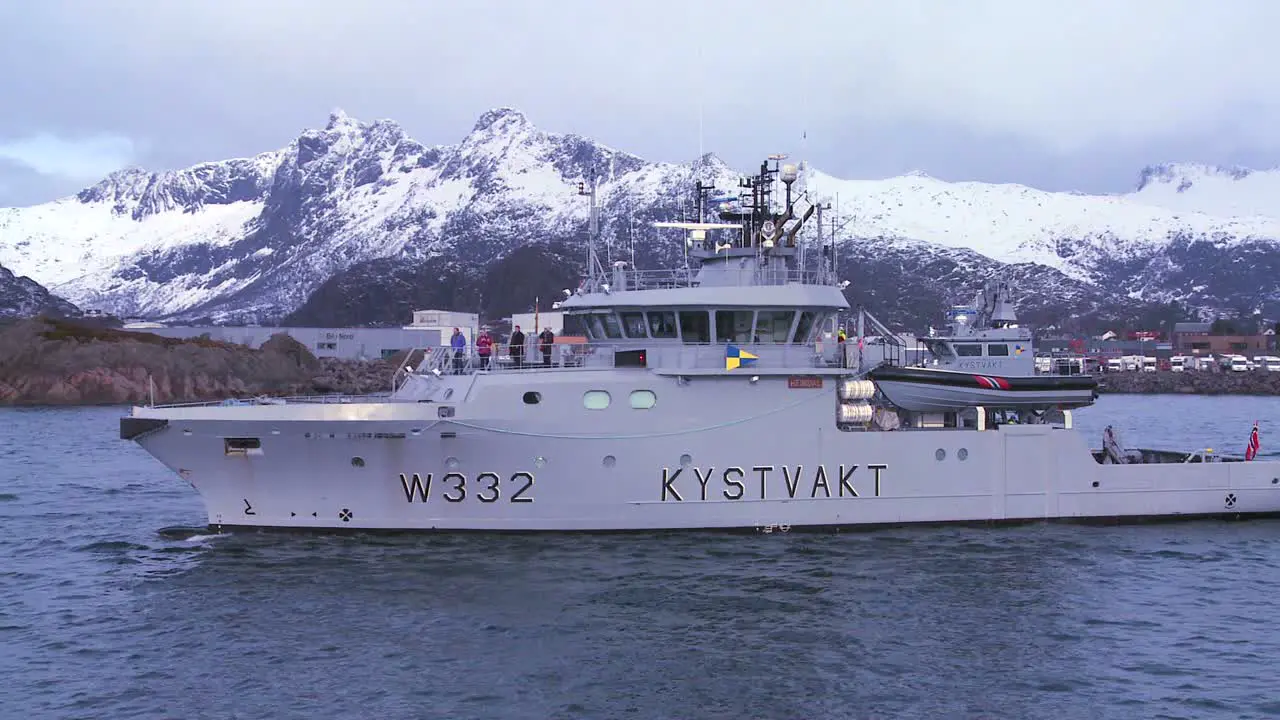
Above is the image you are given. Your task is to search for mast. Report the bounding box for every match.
[578,170,603,288]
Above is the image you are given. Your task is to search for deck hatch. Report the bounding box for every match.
[224,437,263,456]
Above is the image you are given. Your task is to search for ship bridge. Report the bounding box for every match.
[391,155,858,387]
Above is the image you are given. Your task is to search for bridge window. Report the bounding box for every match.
[755,311,795,343]
[955,344,982,356]
[793,311,817,344]
[987,344,1009,356]
[599,313,623,339]
[620,312,647,338]
[678,311,710,343]
[587,314,606,339]
[715,310,753,343]
[583,390,612,410]
[647,311,677,338]
[629,390,657,409]
[562,313,589,338]
[925,339,955,359]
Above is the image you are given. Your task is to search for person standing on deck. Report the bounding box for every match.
[449,327,466,374]
[837,327,847,368]
[476,328,493,370]
[539,326,555,367]
[509,325,526,368]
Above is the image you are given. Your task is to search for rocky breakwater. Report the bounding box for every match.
[0,317,395,406]
[1097,370,1280,396]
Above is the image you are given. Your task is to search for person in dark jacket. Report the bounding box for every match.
[539,327,555,366]
[509,325,525,368]
[449,327,466,374]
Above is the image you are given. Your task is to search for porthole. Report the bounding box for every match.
[629,390,657,409]
[680,454,692,466]
[935,448,946,461]
[603,455,616,468]
[957,448,969,461]
[523,391,541,405]
[446,456,460,469]
[583,390,611,410]
[351,456,365,468]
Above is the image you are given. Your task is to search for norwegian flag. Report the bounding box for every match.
[1246,422,1260,461]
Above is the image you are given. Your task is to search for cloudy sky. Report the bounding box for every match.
[1,0,1278,207]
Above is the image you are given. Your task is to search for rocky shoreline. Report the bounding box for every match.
[1096,370,1280,395]
[4,316,1279,406]
[0,317,397,407]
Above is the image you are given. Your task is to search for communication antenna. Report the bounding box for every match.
[577,170,604,288]
[695,2,704,160]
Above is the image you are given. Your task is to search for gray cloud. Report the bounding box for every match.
[0,132,138,180]
[1,0,1278,207]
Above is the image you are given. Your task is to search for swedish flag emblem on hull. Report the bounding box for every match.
[725,344,758,370]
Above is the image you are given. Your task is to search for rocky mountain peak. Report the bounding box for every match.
[75,167,152,205]
[0,263,80,319]
[325,108,358,131]
[471,107,531,135]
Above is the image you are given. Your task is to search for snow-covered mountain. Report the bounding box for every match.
[0,108,1278,329]
[0,263,80,319]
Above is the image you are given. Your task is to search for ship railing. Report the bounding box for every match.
[397,342,618,379]
[605,267,832,291]
[146,392,395,409]
[394,340,837,379]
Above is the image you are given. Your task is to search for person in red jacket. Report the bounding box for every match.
[475,327,493,370]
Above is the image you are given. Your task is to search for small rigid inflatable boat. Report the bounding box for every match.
[868,365,1099,413]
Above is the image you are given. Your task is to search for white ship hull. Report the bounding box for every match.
[123,375,1280,532]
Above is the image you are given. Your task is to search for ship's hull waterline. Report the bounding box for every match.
[124,394,1280,534]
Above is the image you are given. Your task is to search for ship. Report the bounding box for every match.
[119,155,1280,533]
[864,281,1099,413]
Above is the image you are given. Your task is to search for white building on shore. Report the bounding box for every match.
[405,309,480,346]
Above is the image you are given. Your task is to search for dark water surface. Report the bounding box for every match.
[4,396,1280,719]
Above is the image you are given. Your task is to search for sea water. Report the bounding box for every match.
[3,395,1280,719]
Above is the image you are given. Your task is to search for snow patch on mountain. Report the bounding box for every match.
[802,167,1280,283]
[1128,162,1280,219]
[0,196,264,288]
